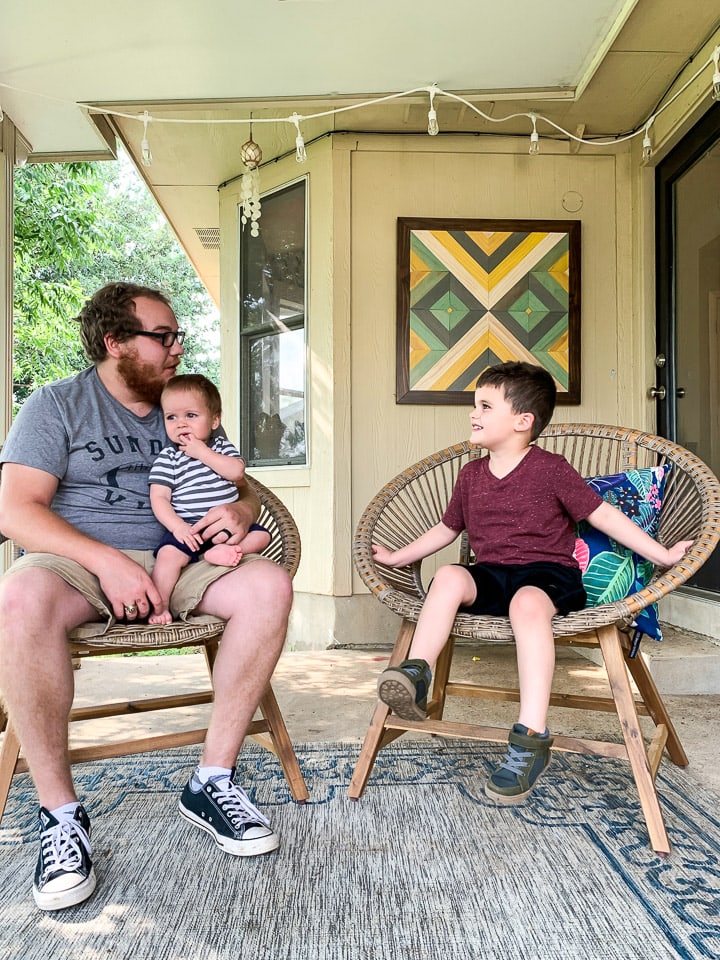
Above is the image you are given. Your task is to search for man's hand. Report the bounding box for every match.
[96,552,164,622]
[191,499,258,547]
[191,476,261,546]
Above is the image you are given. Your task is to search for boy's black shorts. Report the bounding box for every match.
[456,561,586,616]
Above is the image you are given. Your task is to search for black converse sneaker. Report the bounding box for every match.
[178,768,279,856]
[33,805,96,911]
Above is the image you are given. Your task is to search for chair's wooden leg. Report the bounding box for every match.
[347,700,394,800]
[620,635,689,767]
[428,635,455,720]
[0,720,22,825]
[348,618,416,799]
[258,685,309,803]
[202,637,307,802]
[203,638,220,674]
[597,624,671,855]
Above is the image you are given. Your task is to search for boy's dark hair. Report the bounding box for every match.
[476,362,556,441]
[76,282,172,362]
[162,373,222,419]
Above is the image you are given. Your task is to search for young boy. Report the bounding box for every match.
[373,361,692,804]
[148,373,271,624]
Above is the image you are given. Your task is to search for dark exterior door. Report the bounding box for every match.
[656,103,720,595]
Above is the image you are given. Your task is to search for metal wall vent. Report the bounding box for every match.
[194,227,221,249]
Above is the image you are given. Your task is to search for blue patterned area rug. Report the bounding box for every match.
[1,739,719,960]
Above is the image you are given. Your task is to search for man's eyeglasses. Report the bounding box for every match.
[132,330,186,348]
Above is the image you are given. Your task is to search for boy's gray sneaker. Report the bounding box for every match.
[179,768,279,856]
[377,658,432,720]
[33,804,96,911]
[485,723,553,804]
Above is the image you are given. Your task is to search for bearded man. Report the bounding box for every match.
[0,283,292,910]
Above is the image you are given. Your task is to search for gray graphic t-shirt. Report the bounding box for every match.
[1,367,167,549]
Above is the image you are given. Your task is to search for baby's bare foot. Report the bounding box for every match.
[203,544,244,567]
[148,609,173,625]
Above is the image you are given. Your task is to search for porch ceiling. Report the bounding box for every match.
[2,0,719,303]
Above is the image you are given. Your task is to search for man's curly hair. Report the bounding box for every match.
[75,282,171,362]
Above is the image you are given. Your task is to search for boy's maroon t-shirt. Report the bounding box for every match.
[442,444,603,568]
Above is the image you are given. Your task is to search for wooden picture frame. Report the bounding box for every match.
[396,217,581,404]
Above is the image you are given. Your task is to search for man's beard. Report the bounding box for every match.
[117,353,171,406]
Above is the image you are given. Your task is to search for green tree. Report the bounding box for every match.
[13,162,108,405]
[77,159,220,383]
[13,154,219,410]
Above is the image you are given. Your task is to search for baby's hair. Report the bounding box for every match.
[476,362,556,441]
[162,373,222,418]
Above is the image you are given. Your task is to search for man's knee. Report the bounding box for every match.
[0,568,91,635]
[253,560,293,614]
[0,568,54,622]
[205,559,293,618]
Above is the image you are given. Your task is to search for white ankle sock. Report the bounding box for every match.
[49,801,81,821]
[195,766,232,785]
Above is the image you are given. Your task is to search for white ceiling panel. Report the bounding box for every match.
[1,0,640,154]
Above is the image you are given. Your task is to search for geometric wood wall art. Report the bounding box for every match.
[396,218,581,404]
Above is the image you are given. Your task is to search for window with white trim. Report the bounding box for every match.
[238,178,307,466]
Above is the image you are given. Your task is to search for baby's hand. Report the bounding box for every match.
[178,434,205,460]
[664,539,694,566]
[174,523,202,551]
[372,543,396,567]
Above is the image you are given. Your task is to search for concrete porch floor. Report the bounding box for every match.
[65,624,720,796]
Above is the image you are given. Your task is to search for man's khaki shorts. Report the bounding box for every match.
[4,549,263,639]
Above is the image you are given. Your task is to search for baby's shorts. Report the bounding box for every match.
[154,522,269,563]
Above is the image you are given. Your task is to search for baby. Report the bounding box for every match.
[148,373,270,624]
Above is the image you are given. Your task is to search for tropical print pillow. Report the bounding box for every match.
[573,465,670,642]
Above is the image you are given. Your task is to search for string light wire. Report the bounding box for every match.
[0,45,717,159]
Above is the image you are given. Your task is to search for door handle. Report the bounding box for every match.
[676,387,686,398]
[648,386,666,400]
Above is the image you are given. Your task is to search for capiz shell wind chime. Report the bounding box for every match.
[240,121,262,237]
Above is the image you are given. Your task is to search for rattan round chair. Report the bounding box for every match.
[0,475,307,820]
[349,424,720,854]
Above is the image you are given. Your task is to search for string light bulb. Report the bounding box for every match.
[427,84,439,136]
[642,119,654,161]
[291,113,307,163]
[140,111,153,166]
[529,115,540,155]
[712,46,720,101]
